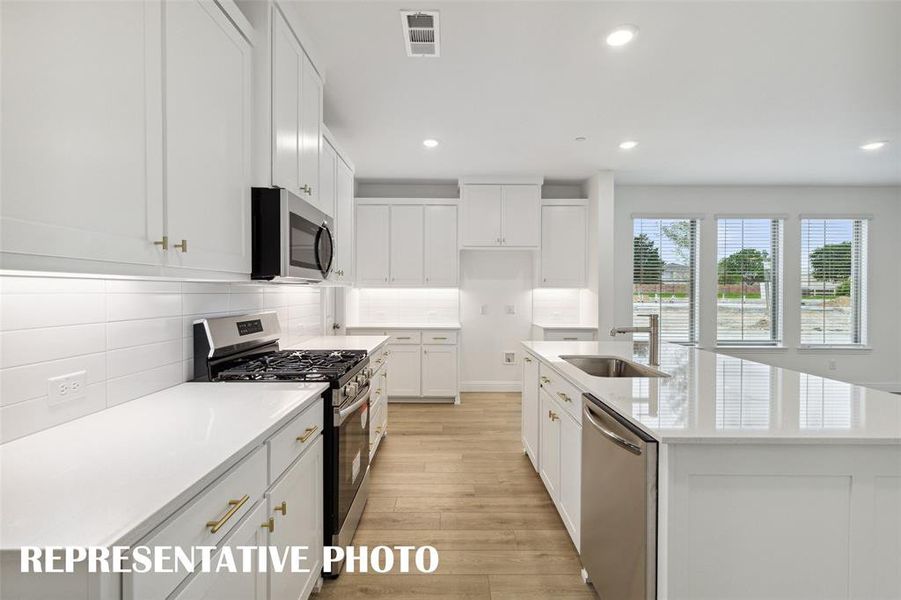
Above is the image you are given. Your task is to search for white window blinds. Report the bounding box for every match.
[716,218,783,345]
[632,218,699,343]
[800,219,868,345]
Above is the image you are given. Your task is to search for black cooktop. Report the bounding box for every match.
[216,349,366,382]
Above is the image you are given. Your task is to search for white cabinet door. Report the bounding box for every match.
[461,185,502,247]
[271,8,300,193]
[421,345,458,397]
[424,205,458,286]
[299,52,321,206]
[333,158,355,283]
[539,389,561,502]
[171,502,267,600]
[559,410,582,551]
[501,185,540,247]
[268,437,323,600]
[0,0,165,266]
[164,0,251,273]
[389,205,424,285]
[540,204,586,286]
[355,204,390,285]
[319,139,337,219]
[522,354,540,471]
[387,345,421,397]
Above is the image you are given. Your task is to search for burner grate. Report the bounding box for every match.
[215,349,366,382]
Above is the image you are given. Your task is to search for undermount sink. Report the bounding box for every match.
[561,355,671,378]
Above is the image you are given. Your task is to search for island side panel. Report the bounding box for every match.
[664,443,901,600]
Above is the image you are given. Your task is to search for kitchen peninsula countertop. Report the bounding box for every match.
[521,340,901,444]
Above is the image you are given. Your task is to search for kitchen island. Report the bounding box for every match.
[521,340,901,600]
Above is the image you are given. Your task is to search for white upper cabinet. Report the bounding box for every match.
[164,0,252,273]
[540,202,587,286]
[389,205,425,285]
[424,205,459,286]
[0,0,164,266]
[500,185,541,246]
[271,9,300,193]
[299,53,322,207]
[355,204,390,285]
[461,183,540,248]
[332,156,355,283]
[319,138,338,218]
[461,184,502,246]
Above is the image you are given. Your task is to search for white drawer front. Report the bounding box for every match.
[370,345,388,370]
[268,399,324,483]
[387,330,421,344]
[539,364,582,422]
[544,330,596,341]
[422,330,457,345]
[125,446,267,600]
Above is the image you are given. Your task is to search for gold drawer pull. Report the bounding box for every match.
[524,357,532,363]
[557,392,572,403]
[548,410,559,421]
[206,495,249,533]
[433,336,447,340]
[540,376,551,384]
[261,517,274,533]
[297,426,318,443]
[274,501,287,515]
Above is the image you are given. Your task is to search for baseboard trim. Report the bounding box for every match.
[461,381,521,392]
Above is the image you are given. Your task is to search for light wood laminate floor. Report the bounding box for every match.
[318,392,595,599]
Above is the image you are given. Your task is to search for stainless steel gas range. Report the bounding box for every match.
[192,311,372,577]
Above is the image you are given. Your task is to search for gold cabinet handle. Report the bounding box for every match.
[524,357,532,363]
[297,426,318,443]
[548,410,559,421]
[557,392,572,403]
[301,184,311,195]
[261,517,274,533]
[274,501,287,515]
[433,336,447,340]
[206,494,249,533]
[153,236,168,250]
[173,239,188,253]
[540,376,551,384]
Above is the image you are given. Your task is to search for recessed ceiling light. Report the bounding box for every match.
[422,138,439,148]
[860,140,887,151]
[619,140,639,150]
[606,24,639,47]
[575,136,587,142]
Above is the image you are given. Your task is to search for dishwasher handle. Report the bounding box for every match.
[583,405,642,456]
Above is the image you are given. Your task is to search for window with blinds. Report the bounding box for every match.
[632,218,699,343]
[716,218,783,345]
[800,219,868,346]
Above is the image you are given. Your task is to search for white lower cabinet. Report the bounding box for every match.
[267,436,323,600]
[558,409,581,551]
[521,354,540,470]
[422,345,458,397]
[170,502,268,600]
[539,389,561,500]
[386,344,421,397]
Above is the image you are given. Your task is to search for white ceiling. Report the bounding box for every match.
[294,1,901,185]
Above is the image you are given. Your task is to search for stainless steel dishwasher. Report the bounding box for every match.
[581,393,658,600]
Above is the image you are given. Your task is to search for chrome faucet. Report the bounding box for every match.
[610,314,660,366]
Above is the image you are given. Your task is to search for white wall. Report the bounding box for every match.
[613,185,901,387]
[460,250,533,391]
[0,274,324,442]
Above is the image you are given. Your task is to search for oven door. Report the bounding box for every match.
[285,191,334,281]
[333,383,371,542]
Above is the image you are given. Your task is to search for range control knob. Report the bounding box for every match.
[344,382,359,397]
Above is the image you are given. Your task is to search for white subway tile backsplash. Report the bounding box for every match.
[350,288,460,325]
[0,274,324,442]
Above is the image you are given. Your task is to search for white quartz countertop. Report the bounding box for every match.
[521,341,901,444]
[0,382,327,550]
[532,322,598,330]
[346,323,462,330]
[293,335,390,353]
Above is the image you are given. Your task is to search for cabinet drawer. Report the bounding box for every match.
[370,345,388,370]
[268,399,323,484]
[422,330,457,345]
[387,330,421,344]
[544,330,596,341]
[539,364,582,422]
[126,446,267,600]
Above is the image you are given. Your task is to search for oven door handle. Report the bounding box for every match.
[334,386,371,427]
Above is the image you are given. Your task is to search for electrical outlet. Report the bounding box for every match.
[504,352,516,364]
[480,304,489,315]
[47,371,87,406]
[827,359,837,371]
[505,305,515,315]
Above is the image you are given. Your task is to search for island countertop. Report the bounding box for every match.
[521,340,901,444]
[0,382,328,550]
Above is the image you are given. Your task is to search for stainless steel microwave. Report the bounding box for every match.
[251,187,334,282]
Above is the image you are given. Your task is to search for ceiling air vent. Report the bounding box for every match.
[401,10,440,57]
